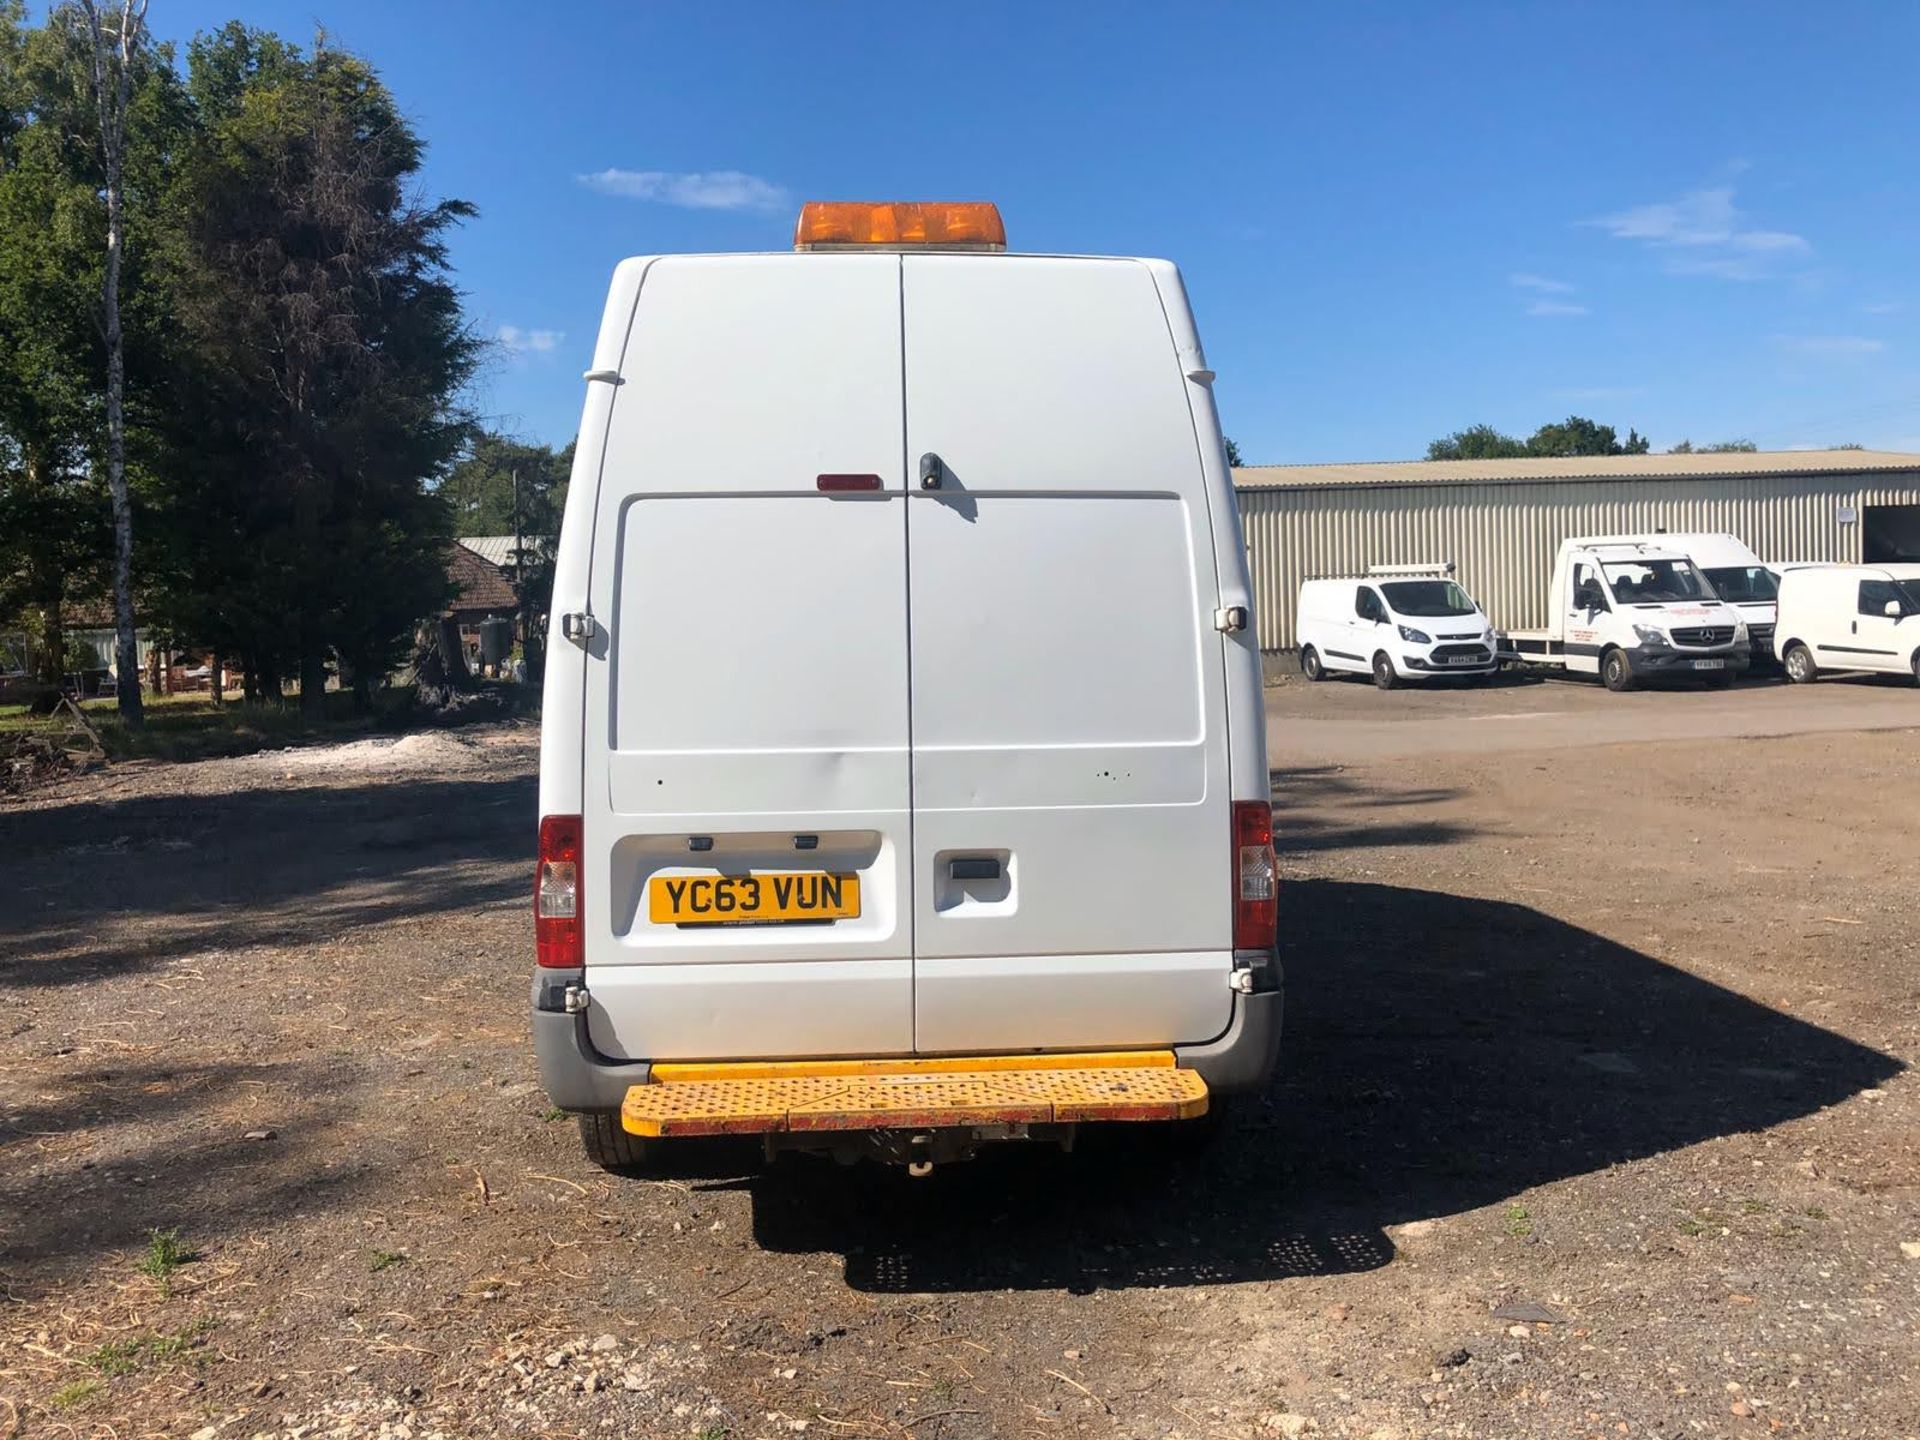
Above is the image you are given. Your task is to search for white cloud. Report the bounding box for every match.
[576,168,789,212]
[1527,300,1588,317]
[1774,335,1886,360]
[1510,272,1575,294]
[1584,185,1809,281]
[1860,301,1903,316]
[498,325,564,356]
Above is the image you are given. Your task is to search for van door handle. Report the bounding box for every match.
[948,856,1000,881]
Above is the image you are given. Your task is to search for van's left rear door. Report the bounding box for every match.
[580,254,914,1062]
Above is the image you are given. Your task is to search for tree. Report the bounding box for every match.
[1428,416,1654,461]
[1525,415,1650,457]
[439,431,570,535]
[76,0,149,727]
[1222,436,1244,467]
[1668,439,1759,454]
[1427,424,1528,461]
[164,25,477,714]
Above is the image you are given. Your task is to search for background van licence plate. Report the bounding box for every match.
[649,872,860,926]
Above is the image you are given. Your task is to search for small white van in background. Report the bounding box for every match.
[1297,565,1497,688]
[533,202,1280,1173]
[1775,564,1920,684]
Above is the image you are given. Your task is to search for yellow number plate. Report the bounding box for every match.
[648,872,861,926]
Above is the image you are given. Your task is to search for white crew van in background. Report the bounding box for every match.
[1498,538,1751,691]
[1774,563,1920,685]
[532,202,1280,1173]
[1296,565,1497,688]
[1573,532,1780,669]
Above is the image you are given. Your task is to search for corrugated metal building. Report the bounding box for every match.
[1233,449,1920,652]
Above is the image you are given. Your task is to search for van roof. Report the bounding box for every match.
[1574,541,1692,562]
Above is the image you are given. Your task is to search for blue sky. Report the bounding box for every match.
[143,1,1920,463]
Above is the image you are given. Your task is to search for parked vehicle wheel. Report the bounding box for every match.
[1300,645,1325,682]
[578,1112,653,1173]
[1783,642,1818,685]
[1601,648,1635,693]
[1371,652,1398,690]
[1911,651,1920,687]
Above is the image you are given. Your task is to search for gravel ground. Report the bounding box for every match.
[1,706,1916,1438]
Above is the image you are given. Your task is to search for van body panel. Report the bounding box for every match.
[580,254,915,1059]
[1140,261,1269,809]
[583,960,914,1062]
[914,952,1231,1054]
[901,255,1233,1049]
[543,247,1272,1088]
[1775,563,1920,677]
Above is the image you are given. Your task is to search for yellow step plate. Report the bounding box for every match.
[621,1052,1208,1138]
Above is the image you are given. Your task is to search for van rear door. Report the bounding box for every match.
[901,255,1235,1054]
[580,254,914,1061]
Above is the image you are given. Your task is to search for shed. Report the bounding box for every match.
[1233,449,1920,653]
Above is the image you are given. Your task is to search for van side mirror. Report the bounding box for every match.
[1886,599,1903,618]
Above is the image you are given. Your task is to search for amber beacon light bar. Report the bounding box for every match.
[794,200,1008,252]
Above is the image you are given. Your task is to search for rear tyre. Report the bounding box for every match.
[578,1112,653,1174]
[1783,642,1818,685]
[1300,646,1325,682]
[1601,648,1635,693]
[1911,652,1920,687]
[1371,652,1399,690]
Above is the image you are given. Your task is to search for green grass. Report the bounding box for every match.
[1504,1204,1533,1238]
[695,1427,732,1440]
[135,1227,197,1286]
[369,1249,409,1272]
[85,1319,216,1377]
[50,1378,102,1410]
[541,1107,567,1123]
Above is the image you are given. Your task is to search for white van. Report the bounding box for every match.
[533,202,1279,1172]
[1775,563,1920,684]
[1498,538,1751,690]
[1575,533,1780,668]
[1296,566,1497,687]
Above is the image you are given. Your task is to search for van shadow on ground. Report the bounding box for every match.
[741,878,1900,1293]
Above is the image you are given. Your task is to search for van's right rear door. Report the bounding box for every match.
[902,255,1236,1055]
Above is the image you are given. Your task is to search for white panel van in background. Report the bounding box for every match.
[1296,566,1498,688]
[1775,564,1920,684]
[532,202,1279,1173]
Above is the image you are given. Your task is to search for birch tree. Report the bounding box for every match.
[75,0,147,726]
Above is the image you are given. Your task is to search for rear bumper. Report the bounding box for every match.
[533,965,1284,1114]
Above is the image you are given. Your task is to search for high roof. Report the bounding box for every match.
[1232,448,1920,491]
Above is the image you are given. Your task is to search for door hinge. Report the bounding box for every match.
[1214,605,1249,634]
[560,611,597,646]
[563,984,591,1015]
[1228,968,1256,993]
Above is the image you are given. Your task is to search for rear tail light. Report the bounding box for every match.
[1233,800,1278,950]
[535,814,583,969]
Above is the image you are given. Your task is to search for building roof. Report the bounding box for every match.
[445,542,518,618]
[457,535,551,568]
[1232,448,1920,491]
